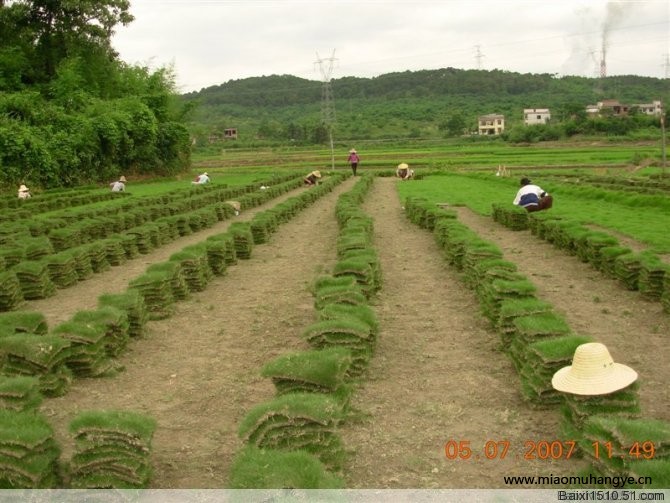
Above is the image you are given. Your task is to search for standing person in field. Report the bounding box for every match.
[110,176,127,192]
[513,177,553,212]
[17,184,31,199]
[347,148,360,176]
[304,170,322,186]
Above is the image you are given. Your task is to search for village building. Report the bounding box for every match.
[523,108,551,125]
[585,100,628,116]
[478,114,505,135]
[598,99,629,116]
[633,100,663,116]
[585,99,662,117]
[207,128,238,143]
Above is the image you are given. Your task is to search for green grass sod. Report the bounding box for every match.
[238,393,344,441]
[0,312,48,335]
[261,348,353,392]
[228,446,344,489]
[397,173,670,253]
[0,376,42,412]
[69,410,156,451]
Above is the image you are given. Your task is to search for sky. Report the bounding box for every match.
[111,0,670,94]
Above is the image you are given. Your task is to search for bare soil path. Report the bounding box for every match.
[455,207,669,421]
[35,176,668,488]
[338,178,574,488]
[42,178,357,487]
[27,185,309,328]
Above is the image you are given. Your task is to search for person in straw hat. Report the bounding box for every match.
[225,200,241,216]
[17,184,31,199]
[192,172,210,185]
[110,175,127,192]
[551,342,638,396]
[396,163,414,180]
[347,148,360,176]
[303,170,322,186]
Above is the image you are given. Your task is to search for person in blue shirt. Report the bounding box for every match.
[513,177,553,212]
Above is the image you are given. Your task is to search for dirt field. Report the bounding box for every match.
[34,176,669,488]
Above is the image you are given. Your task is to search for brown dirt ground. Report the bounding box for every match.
[35,176,668,488]
[454,206,669,421]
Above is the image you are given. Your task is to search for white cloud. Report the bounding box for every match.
[111,0,670,92]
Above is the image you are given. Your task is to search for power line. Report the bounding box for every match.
[314,50,337,127]
[337,21,666,69]
[474,44,485,70]
[314,49,337,170]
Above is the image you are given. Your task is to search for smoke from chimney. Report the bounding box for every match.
[600,1,632,77]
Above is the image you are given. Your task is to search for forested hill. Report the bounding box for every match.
[183,68,669,144]
[186,69,667,107]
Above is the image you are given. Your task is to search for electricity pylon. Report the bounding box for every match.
[315,50,337,170]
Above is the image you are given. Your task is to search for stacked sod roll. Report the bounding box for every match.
[68,410,157,489]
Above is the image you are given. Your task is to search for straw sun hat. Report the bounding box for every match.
[349,149,357,154]
[313,171,322,178]
[397,163,409,170]
[551,342,638,396]
[225,200,241,211]
[19,184,29,192]
[119,176,127,182]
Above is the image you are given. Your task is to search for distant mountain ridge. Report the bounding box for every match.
[182,67,669,142]
[185,68,667,106]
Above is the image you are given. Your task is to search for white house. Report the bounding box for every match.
[585,100,628,116]
[633,100,663,116]
[523,108,551,125]
[585,99,663,117]
[478,114,505,135]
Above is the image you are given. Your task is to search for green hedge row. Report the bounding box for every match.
[0,173,300,260]
[0,173,347,488]
[229,174,383,488]
[404,196,666,488]
[543,172,670,197]
[0,175,343,394]
[492,205,670,311]
[0,377,157,489]
[0,186,125,216]
[0,176,307,312]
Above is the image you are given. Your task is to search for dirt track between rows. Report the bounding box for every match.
[36,176,668,488]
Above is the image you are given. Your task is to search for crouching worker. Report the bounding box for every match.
[396,163,414,180]
[18,184,31,199]
[110,176,127,192]
[513,177,553,212]
[304,170,321,186]
[192,172,210,185]
[225,200,241,216]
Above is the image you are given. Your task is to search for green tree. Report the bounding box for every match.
[439,112,467,137]
[14,0,133,81]
[0,1,192,189]
[312,124,329,144]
